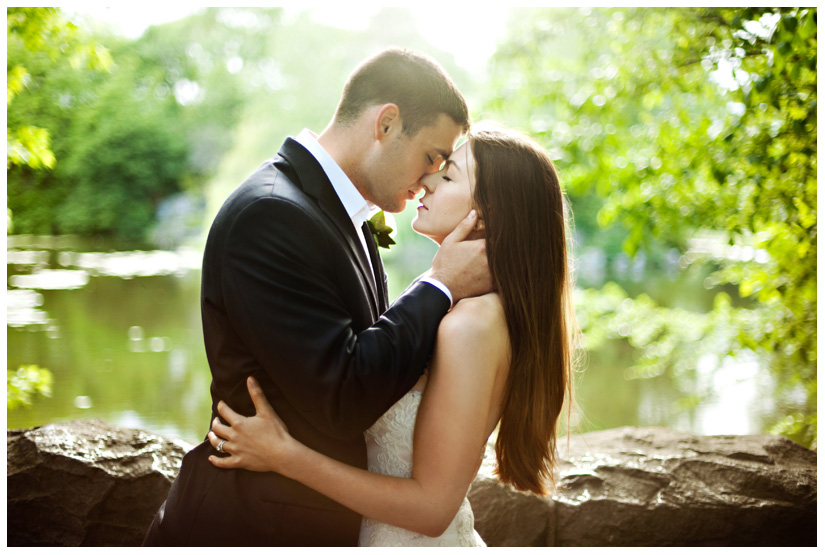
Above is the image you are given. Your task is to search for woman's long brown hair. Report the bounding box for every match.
[470,123,576,495]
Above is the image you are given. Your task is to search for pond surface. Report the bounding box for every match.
[7,234,778,444]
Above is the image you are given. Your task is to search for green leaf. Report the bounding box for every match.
[7,365,53,410]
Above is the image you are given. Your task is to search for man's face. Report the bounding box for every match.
[361,113,463,213]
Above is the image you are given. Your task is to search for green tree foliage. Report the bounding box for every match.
[57,64,190,239]
[7,365,53,410]
[488,7,816,445]
[7,7,112,170]
[120,8,269,178]
[7,7,474,243]
[6,8,253,241]
[6,7,112,233]
[7,34,185,240]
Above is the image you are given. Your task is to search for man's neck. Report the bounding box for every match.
[317,124,371,202]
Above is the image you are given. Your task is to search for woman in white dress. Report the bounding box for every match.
[207,123,577,546]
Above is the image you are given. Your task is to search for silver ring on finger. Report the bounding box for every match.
[217,439,227,453]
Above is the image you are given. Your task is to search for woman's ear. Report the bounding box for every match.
[467,216,486,241]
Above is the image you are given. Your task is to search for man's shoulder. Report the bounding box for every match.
[224,154,314,215]
[205,155,323,251]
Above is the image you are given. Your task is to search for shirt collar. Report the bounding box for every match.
[294,129,373,226]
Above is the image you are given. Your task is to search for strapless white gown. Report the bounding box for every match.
[358,389,486,547]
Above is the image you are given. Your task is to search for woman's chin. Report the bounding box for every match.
[411,219,427,237]
[411,223,443,245]
[428,233,446,245]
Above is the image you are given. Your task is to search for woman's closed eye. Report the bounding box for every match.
[441,163,454,182]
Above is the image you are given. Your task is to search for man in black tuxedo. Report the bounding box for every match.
[143,48,492,546]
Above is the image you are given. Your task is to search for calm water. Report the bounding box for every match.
[6,234,778,444]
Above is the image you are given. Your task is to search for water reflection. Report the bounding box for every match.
[687,231,770,264]
[7,289,49,327]
[61,248,202,278]
[127,326,172,353]
[7,235,778,444]
[692,352,775,435]
[128,325,145,352]
[7,250,50,265]
[7,237,212,442]
[9,269,89,290]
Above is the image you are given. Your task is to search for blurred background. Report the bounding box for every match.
[6,7,816,447]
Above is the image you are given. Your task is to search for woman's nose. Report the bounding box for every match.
[420,174,437,195]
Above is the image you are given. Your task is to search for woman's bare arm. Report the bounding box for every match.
[209,295,509,536]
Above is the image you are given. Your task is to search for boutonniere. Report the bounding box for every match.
[367,211,396,250]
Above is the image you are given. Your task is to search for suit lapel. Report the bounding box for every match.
[277,138,380,317]
[361,221,388,314]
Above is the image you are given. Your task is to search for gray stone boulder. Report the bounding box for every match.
[7,421,816,546]
[7,419,192,547]
[469,426,817,546]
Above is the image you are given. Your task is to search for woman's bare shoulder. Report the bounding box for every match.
[438,293,509,352]
[448,293,506,326]
[430,294,510,408]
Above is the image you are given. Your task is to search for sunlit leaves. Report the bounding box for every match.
[6,126,54,169]
[7,7,111,172]
[770,412,817,448]
[7,33,189,240]
[490,7,816,445]
[7,365,53,410]
[7,65,29,105]
[6,8,112,71]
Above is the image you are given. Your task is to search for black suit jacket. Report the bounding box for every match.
[143,138,451,546]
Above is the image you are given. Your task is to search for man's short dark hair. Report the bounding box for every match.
[334,47,470,136]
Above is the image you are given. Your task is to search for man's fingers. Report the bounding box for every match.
[443,209,478,244]
[247,376,275,417]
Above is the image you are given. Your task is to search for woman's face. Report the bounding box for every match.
[411,141,476,244]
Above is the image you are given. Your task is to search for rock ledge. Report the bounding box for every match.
[469,426,816,546]
[7,419,190,547]
[7,421,816,546]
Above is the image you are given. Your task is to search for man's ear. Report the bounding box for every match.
[375,104,401,140]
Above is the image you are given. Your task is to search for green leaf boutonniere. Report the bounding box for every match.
[367,211,396,250]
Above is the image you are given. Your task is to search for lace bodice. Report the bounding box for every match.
[358,390,485,547]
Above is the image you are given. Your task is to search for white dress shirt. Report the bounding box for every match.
[293,129,453,305]
[295,129,374,276]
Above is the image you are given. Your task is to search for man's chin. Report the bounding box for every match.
[378,200,405,214]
